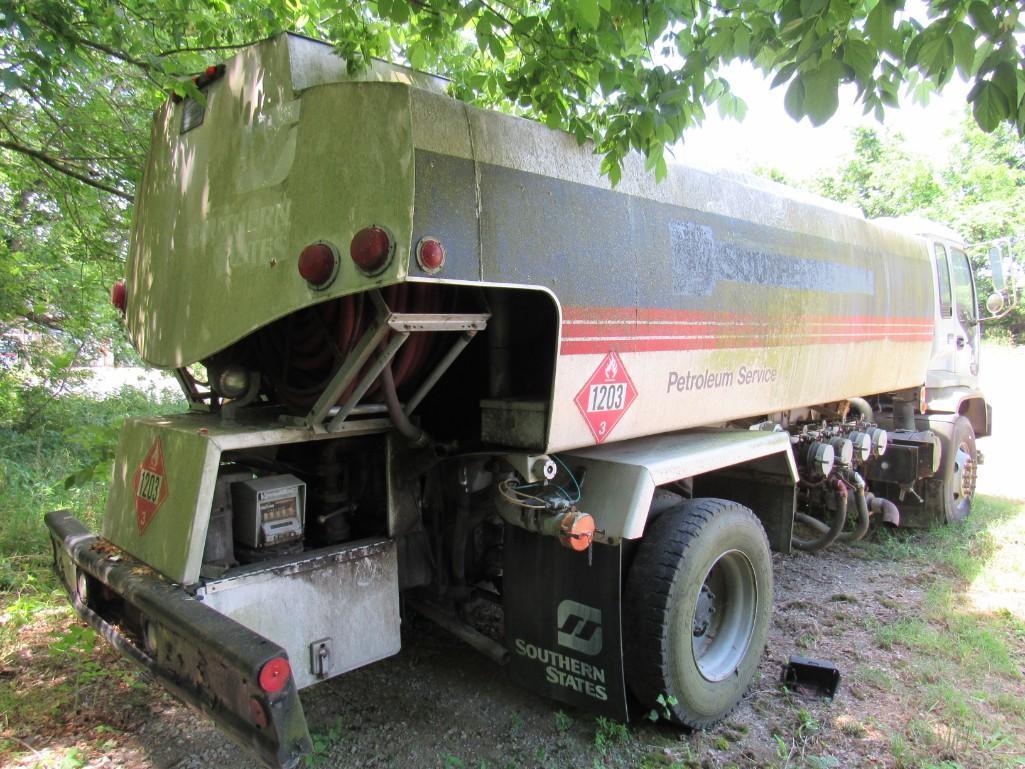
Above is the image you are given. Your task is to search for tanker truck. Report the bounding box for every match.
[45,33,1016,769]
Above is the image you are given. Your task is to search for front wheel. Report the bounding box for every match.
[623,498,772,727]
[941,416,977,523]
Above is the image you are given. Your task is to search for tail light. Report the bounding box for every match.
[416,237,446,274]
[258,657,291,693]
[350,226,394,275]
[111,279,127,315]
[298,242,338,288]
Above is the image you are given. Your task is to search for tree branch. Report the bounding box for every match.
[0,139,133,201]
[156,40,257,58]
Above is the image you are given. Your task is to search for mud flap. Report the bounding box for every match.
[45,511,312,769]
[503,525,629,720]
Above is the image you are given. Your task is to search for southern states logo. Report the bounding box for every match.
[557,600,603,656]
[132,438,168,535]
[574,352,637,444]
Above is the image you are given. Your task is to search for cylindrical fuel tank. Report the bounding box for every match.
[126,33,934,453]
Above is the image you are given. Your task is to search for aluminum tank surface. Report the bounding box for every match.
[127,34,935,453]
[408,90,934,452]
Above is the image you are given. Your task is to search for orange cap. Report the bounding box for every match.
[558,511,595,552]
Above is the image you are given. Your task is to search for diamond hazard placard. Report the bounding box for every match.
[574,352,638,444]
[132,438,169,535]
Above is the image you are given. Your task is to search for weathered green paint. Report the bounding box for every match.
[128,35,417,367]
[104,416,219,583]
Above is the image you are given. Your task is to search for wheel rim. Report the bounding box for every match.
[952,441,976,506]
[690,549,758,682]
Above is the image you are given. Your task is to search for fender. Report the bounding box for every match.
[563,428,798,549]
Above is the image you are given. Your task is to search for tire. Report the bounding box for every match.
[941,416,977,523]
[623,498,772,727]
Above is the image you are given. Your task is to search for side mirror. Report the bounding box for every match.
[989,245,1006,291]
[986,293,1004,314]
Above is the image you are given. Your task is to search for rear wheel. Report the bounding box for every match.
[941,416,977,523]
[623,498,772,727]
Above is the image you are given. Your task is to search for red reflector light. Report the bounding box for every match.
[416,237,446,274]
[111,279,127,315]
[350,226,394,275]
[298,242,338,288]
[258,657,291,693]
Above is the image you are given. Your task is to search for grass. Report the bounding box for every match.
[856,496,1025,769]
[0,381,183,764]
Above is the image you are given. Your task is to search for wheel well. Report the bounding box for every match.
[958,397,990,438]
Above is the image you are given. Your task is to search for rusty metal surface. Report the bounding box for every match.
[46,511,312,769]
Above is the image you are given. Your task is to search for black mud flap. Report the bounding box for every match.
[45,511,312,769]
[503,525,629,720]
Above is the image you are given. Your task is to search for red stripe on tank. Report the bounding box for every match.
[559,307,934,355]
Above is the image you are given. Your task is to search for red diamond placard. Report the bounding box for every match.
[574,352,638,444]
[132,438,169,535]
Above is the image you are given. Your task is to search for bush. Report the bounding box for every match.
[0,380,185,556]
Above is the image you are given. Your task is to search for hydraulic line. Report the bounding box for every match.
[792,479,848,553]
[837,474,870,543]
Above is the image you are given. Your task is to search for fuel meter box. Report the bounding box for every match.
[231,474,306,548]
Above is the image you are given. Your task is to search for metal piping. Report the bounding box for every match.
[407,598,509,666]
[848,397,873,422]
[381,365,429,446]
[868,494,900,527]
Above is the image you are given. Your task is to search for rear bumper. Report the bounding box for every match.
[45,510,312,769]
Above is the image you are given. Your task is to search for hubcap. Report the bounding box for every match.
[690,550,758,682]
[952,441,976,502]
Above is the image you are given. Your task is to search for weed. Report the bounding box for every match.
[647,692,679,722]
[305,718,344,767]
[836,715,867,738]
[443,755,465,769]
[554,709,572,732]
[593,716,629,755]
[713,736,729,751]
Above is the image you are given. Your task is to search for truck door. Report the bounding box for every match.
[931,242,980,381]
[948,246,980,377]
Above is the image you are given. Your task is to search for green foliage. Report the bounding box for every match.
[593,715,629,755]
[0,383,183,556]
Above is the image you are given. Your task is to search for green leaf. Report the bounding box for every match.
[969,79,1010,132]
[784,75,806,121]
[771,62,798,89]
[576,0,600,30]
[917,35,953,79]
[802,59,845,125]
[865,0,894,51]
[842,38,876,83]
[950,22,977,78]
[800,0,826,17]
[968,1,998,38]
